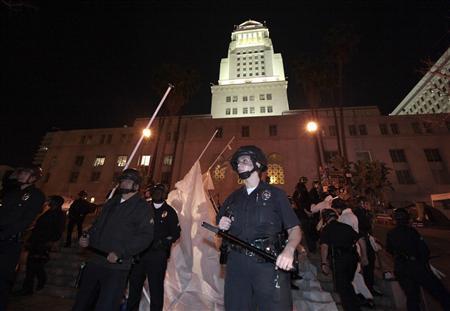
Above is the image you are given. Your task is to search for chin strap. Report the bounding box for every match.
[238,167,258,180]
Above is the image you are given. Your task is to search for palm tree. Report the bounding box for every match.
[148,63,200,186]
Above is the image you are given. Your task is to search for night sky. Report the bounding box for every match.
[1,0,449,167]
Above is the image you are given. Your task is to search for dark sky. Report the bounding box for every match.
[1,0,449,167]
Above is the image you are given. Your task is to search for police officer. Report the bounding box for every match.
[72,168,154,311]
[386,208,450,311]
[320,208,362,311]
[65,190,91,247]
[127,183,180,311]
[0,166,45,310]
[20,195,65,295]
[217,145,301,310]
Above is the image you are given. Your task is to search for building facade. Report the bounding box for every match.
[210,20,289,119]
[391,47,450,115]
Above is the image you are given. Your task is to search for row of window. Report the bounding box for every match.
[236,55,264,61]
[214,124,277,138]
[237,72,265,78]
[225,106,274,115]
[324,121,450,137]
[389,148,443,163]
[72,154,173,169]
[80,133,133,145]
[236,49,265,55]
[226,94,272,103]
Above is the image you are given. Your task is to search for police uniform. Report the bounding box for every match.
[127,201,180,311]
[386,224,450,311]
[72,192,154,311]
[320,219,361,311]
[217,181,299,311]
[0,184,45,309]
[65,196,91,247]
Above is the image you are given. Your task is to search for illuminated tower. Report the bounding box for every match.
[211,20,290,118]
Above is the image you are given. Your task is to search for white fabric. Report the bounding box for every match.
[246,186,257,194]
[153,202,164,209]
[338,208,359,233]
[140,161,224,310]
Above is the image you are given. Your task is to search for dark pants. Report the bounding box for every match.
[334,253,361,311]
[362,238,376,291]
[0,240,21,311]
[395,260,450,311]
[22,247,49,293]
[72,262,129,311]
[66,217,85,246]
[224,251,292,311]
[127,250,168,311]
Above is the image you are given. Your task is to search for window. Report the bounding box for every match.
[243,96,248,101]
[243,107,248,114]
[266,93,272,100]
[390,123,400,135]
[356,151,372,162]
[93,156,106,167]
[80,135,86,144]
[69,171,79,183]
[106,134,112,144]
[249,107,255,114]
[424,149,442,162]
[267,106,273,113]
[249,96,255,101]
[226,96,231,103]
[395,170,415,184]
[349,125,357,136]
[237,74,240,77]
[99,134,105,144]
[241,126,250,137]
[117,155,127,167]
[411,122,422,134]
[163,155,173,166]
[90,171,101,182]
[140,155,151,166]
[166,131,172,141]
[215,127,223,138]
[358,124,368,135]
[161,172,171,185]
[389,149,407,163]
[328,125,337,136]
[259,94,265,100]
[423,122,433,133]
[232,108,238,115]
[269,125,277,136]
[260,106,266,113]
[74,156,84,167]
[379,124,388,135]
[232,96,238,102]
[225,108,231,115]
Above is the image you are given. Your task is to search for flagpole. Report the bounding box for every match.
[194,129,219,164]
[107,84,174,200]
[207,136,235,172]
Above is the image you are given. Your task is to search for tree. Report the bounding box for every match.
[349,160,393,208]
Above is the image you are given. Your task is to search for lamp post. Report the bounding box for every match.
[306,121,324,179]
[140,129,152,184]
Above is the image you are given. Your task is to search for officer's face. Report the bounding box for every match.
[119,179,136,191]
[236,155,254,173]
[16,171,34,184]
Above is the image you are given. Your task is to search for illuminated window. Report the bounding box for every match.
[213,162,227,182]
[93,156,106,167]
[267,153,285,185]
[140,155,151,166]
[163,155,173,166]
[117,155,127,167]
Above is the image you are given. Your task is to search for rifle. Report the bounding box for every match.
[202,222,301,279]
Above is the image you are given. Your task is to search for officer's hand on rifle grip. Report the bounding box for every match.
[218,216,232,231]
[107,252,119,263]
[79,232,89,248]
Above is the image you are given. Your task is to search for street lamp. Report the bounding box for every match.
[143,128,152,138]
[306,120,324,180]
[306,121,318,133]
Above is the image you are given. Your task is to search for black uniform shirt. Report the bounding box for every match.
[353,206,373,236]
[386,225,430,262]
[320,220,359,248]
[217,181,299,242]
[151,201,180,248]
[88,193,154,270]
[0,184,45,239]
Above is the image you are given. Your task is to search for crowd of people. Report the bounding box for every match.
[1,144,449,311]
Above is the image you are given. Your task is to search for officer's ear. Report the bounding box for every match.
[255,162,261,169]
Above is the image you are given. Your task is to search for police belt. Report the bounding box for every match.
[230,236,282,261]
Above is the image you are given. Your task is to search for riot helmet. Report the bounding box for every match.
[117,168,142,194]
[151,183,168,203]
[230,145,268,180]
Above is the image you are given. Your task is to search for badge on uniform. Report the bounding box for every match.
[261,190,271,201]
[22,193,31,201]
[162,211,168,218]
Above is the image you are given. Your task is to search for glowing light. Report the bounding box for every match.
[306,121,318,133]
[143,128,151,138]
[90,197,95,203]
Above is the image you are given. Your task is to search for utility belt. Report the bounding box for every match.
[230,234,285,262]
